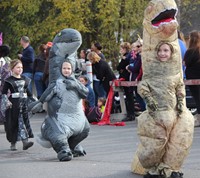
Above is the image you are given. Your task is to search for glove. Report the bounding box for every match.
[177,97,183,115]
[63,79,76,90]
[28,101,43,113]
[145,96,158,112]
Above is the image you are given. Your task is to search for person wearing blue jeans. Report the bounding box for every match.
[33,44,47,99]
[22,72,33,94]
[93,79,106,105]
[34,72,46,99]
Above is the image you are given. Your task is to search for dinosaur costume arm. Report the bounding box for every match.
[138,81,158,111]
[63,77,89,99]
[175,79,185,114]
[28,82,57,113]
[39,81,57,103]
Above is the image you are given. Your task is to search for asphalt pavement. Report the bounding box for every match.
[0,113,200,178]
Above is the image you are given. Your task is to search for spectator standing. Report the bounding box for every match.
[33,44,47,99]
[90,43,106,105]
[0,45,11,124]
[117,42,135,121]
[87,51,116,96]
[18,36,35,93]
[127,39,146,112]
[184,30,200,127]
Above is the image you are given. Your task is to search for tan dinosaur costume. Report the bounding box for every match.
[131,0,194,178]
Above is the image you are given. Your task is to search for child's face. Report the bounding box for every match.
[157,44,172,62]
[62,62,72,77]
[79,50,85,59]
[79,77,87,85]
[97,101,103,107]
[12,63,23,76]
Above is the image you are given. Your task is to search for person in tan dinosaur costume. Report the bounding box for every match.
[131,0,194,178]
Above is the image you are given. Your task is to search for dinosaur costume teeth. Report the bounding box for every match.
[151,9,177,28]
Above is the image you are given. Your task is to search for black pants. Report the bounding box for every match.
[189,85,200,114]
[124,87,135,117]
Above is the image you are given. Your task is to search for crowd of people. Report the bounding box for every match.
[0,29,200,152]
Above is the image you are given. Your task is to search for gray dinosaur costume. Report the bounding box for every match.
[30,28,90,161]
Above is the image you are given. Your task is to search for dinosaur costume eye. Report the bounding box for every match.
[58,32,62,36]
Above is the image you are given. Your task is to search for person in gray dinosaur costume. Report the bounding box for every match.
[30,28,90,161]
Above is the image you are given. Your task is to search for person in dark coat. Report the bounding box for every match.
[18,36,35,93]
[87,51,116,96]
[184,30,200,126]
[117,42,135,121]
[127,40,146,112]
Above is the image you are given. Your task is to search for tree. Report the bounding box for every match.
[0,0,199,68]
[91,0,148,69]
[0,0,92,57]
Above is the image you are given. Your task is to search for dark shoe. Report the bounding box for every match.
[72,149,86,157]
[144,173,165,178]
[169,172,183,178]
[22,140,34,150]
[28,133,34,138]
[72,144,86,157]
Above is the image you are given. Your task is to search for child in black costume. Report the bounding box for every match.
[1,59,34,151]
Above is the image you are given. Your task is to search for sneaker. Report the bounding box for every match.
[169,172,183,178]
[23,141,34,150]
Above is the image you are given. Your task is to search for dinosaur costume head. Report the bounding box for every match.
[143,0,178,39]
[142,0,182,79]
[49,28,82,82]
[52,28,82,58]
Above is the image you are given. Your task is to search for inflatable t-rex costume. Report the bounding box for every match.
[131,0,194,178]
[31,28,90,161]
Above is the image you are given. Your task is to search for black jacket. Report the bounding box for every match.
[117,53,131,80]
[92,59,116,95]
[184,48,200,79]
